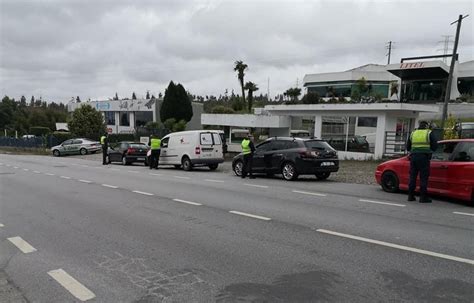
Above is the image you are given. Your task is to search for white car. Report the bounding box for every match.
[159,130,224,171]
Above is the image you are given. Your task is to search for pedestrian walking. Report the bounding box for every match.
[406,121,438,203]
[149,135,161,170]
[100,133,108,165]
[241,134,256,179]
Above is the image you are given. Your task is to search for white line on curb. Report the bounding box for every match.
[292,190,327,197]
[317,229,474,265]
[7,237,37,254]
[78,179,92,184]
[359,199,405,207]
[204,179,224,183]
[132,190,154,196]
[229,211,271,221]
[453,211,474,217]
[102,184,118,189]
[149,173,162,176]
[48,269,96,301]
[243,183,268,188]
[174,176,190,180]
[60,176,71,179]
[172,198,202,206]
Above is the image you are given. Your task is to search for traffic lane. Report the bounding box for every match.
[2,158,473,259]
[1,169,473,302]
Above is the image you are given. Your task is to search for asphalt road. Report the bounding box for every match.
[0,154,473,302]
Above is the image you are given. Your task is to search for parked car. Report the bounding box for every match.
[232,137,339,181]
[375,139,474,202]
[456,122,474,139]
[325,135,370,153]
[51,138,101,156]
[107,142,149,165]
[159,130,224,171]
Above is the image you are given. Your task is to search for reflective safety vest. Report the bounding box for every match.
[410,129,431,152]
[241,139,251,154]
[100,136,106,145]
[150,138,161,150]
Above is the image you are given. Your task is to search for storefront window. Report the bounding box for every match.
[135,111,153,127]
[104,111,115,125]
[321,116,375,153]
[120,112,130,126]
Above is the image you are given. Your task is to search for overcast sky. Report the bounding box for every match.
[0,0,472,103]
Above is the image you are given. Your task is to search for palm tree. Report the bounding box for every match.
[244,81,259,112]
[284,87,302,103]
[234,60,248,108]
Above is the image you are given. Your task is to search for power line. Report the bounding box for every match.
[436,35,453,63]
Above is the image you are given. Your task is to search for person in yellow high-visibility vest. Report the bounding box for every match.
[148,135,161,170]
[241,134,256,179]
[100,133,108,165]
[406,121,437,203]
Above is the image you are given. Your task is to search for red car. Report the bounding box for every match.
[375,139,474,202]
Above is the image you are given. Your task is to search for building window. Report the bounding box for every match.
[120,112,130,126]
[104,111,115,125]
[135,111,153,127]
[321,116,374,153]
[357,117,378,127]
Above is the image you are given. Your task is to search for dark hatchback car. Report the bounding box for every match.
[107,142,149,165]
[232,137,339,181]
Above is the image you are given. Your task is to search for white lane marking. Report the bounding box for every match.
[102,184,118,189]
[243,183,268,188]
[0,223,4,227]
[149,173,162,176]
[13,166,18,169]
[60,176,71,179]
[7,237,37,254]
[5,164,10,167]
[110,168,120,171]
[453,211,474,217]
[23,168,29,171]
[317,229,474,266]
[204,179,224,183]
[174,176,190,180]
[78,179,92,184]
[132,190,154,196]
[229,210,271,221]
[292,190,327,197]
[359,199,406,207]
[33,170,41,174]
[172,198,202,206]
[48,269,96,301]
[127,170,139,173]
[44,173,55,176]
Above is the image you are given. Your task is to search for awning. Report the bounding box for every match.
[387,61,449,80]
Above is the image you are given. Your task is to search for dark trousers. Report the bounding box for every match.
[408,153,431,195]
[242,153,253,178]
[102,146,108,165]
[150,149,160,169]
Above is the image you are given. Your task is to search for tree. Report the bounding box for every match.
[301,92,320,104]
[113,93,119,100]
[20,95,27,106]
[234,60,248,109]
[30,96,35,107]
[160,81,193,123]
[443,114,459,139]
[146,91,150,99]
[132,92,137,100]
[284,88,302,103]
[76,96,81,103]
[244,81,258,112]
[68,105,106,140]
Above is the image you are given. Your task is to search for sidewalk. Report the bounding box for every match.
[0,271,28,303]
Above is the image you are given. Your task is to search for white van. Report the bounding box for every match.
[159,130,224,171]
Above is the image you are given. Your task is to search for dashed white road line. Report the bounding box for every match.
[204,179,224,183]
[229,210,272,221]
[243,183,268,188]
[13,166,18,169]
[44,173,55,176]
[149,173,162,176]
[102,184,118,189]
[317,229,474,265]
[60,176,71,179]
[359,199,406,207]
[292,190,327,197]
[7,237,37,254]
[174,176,190,180]
[172,198,202,206]
[0,223,4,227]
[78,179,92,184]
[23,168,29,171]
[33,170,41,174]
[132,190,154,196]
[127,170,139,173]
[453,211,474,217]
[48,269,96,301]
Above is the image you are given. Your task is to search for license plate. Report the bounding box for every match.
[321,162,334,166]
[137,157,145,161]
[201,153,212,158]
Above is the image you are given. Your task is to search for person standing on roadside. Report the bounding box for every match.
[241,134,256,179]
[149,135,161,170]
[406,121,438,203]
[100,133,108,165]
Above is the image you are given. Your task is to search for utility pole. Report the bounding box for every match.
[441,14,469,130]
[267,77,270,101]
[386,41,394,64]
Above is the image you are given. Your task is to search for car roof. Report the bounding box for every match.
[119,141,146,144]
[266,137,324,141]
[439,138,474,143]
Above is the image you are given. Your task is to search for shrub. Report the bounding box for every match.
[211,106,235,114]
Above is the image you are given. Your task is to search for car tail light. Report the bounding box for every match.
[195,146,201,155]
[127,148,136,154]
[299,149,320,158]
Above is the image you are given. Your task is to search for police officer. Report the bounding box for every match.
[241,134,256,179]
[149,135,161,170]
[100,133,108,165]
[406,121,437,203]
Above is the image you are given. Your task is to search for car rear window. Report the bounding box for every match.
[304,140,334,151]
[200,133,213,145]
[130,144,147,149]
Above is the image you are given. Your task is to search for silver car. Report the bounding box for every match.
[51,138,101,156]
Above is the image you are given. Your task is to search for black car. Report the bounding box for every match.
[232,137,339,181]
[107,142,149,165]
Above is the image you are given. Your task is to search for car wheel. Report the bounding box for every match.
[282,162,298,181]
[315,172,330,180]
[182,156,192,171]
[122,156,129,166]
[233,160,243,176]
[208,164,218,171]
[79,148,87,155]
[53,149,60,157]
[381,171,399,193]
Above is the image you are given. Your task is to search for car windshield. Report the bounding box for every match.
[304,140,334,151]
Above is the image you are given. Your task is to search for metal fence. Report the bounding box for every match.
[0,137,45,148]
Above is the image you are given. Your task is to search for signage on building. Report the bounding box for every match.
[399,62,424,69]
[107,127,113,133]
[91,99,156,112]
